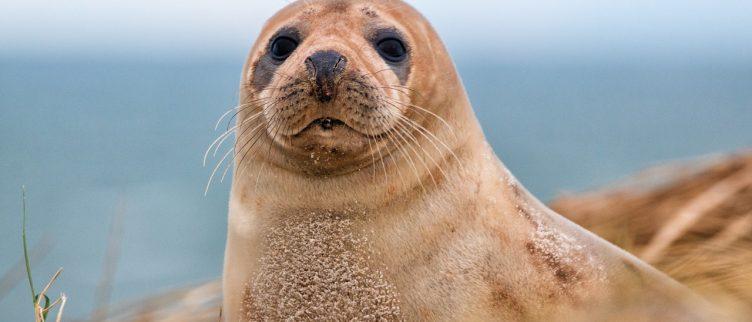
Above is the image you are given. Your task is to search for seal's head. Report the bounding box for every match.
[236,0,467,177]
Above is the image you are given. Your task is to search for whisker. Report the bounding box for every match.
[233,106,283,178]
[380,84,426,101]
[367,127,392,187]
[207,106,276,193]
[381,95,465,174]
[213,96,272,128]
[205,146,236,195]
[353,67,396,80]
[222,118,270,183]
[211,110,265,158]
[382,97,456,137]
[253,110,286,190]
[364,126,379,183]
[374,120,408,190]
[214,103,249,131]
[378,85,411,98]
[399,114,465,173]
[395,116,449,180]
[222,98,273,131]
[376,117,425,192]
[204,111,262,167]
[388,113,437,187]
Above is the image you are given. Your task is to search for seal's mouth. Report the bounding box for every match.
[293,117,353,136]
[311,117,345,131]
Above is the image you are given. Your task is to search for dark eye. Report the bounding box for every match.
[270,36,298,61]
[376,38,407,62]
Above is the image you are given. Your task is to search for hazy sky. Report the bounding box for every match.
[2,0,751,63]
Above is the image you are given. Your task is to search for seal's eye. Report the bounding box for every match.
[376,38,407,63]
[270,36,298,61]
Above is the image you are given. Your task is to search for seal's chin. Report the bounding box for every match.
[272,117,378,175]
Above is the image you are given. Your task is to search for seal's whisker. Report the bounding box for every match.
[395,116,449,181]
[223,98,273,131]
[205,146,236,195]
[380,84,426,101]
[383,97,455,137]
[374,118,408,190]
[220,106,278,184]
[378,85,412,99]
[384,83,421,91]
[356,68,396,80]
[388,122,425,192]
[363,126,379,183]
[214,102,253,131]
[224,109,278,182]
[383,101,443,185]
[233,105,283,177]
[219,157,233,184]
[205,124,242,167]
[204,111,264,167]
[253,110,286,191]
[388,112,438,187]
[379,96,458,179]
[377,117,425,192]
[384,97,454,134]
[222,107,280,185]
[211,110,265,159]
[397,113,465,173]
[212,98,269,131]
[207,106,276,192]
[366,125,393,187]
[242,82,288,92]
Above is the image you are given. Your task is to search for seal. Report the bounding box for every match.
[218,0,721,320]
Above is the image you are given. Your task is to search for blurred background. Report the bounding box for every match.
[1,0,751,320]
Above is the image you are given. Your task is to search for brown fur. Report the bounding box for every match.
[222,1,723,320]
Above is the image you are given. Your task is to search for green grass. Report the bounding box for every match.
[21,186,66,322]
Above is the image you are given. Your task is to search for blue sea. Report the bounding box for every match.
[1,57,750,320]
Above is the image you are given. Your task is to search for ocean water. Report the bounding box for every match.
[0,58,750,320]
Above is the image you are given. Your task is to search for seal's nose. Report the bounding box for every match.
[306,50,347,102]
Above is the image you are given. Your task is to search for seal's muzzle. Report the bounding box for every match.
[306,50,348,102]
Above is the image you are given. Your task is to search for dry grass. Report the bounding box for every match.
[102,281,222,322]
[552,150,752,316]
[33,268,67,322]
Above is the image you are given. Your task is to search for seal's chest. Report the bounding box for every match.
[241,210,402,320]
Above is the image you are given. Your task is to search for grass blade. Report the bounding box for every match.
[22,185,37,307]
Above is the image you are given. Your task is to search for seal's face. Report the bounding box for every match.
[237,0,437,176]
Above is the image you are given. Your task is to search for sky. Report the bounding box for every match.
[1,0,751,64]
